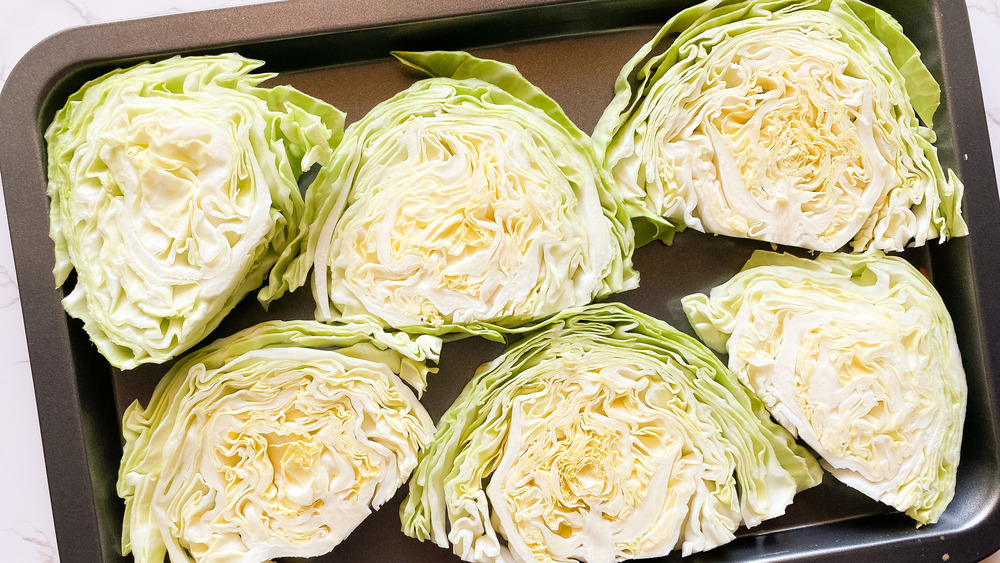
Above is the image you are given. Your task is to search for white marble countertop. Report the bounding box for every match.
[1,1,998,561]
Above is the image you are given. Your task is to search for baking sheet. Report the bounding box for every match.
[2,0,1000,561]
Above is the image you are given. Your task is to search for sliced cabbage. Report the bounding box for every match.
[45,54,344,369]
[401,302,821,562]
[263,51,637,338]
[594,0,966,251]
[682,251,967,524]
[117,320,438,563]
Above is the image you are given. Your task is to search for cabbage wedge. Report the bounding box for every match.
[46,54,344,369]
[263,51,637,339]
[594,0,966,251]
[117,320,438,563]
[683,251,967,524]
[402,303,821,562]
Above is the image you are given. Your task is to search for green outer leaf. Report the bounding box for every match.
[393,50,587,141]
[127,319,441,397]
[263,51,639,339]
[401,302,821,560]
[840,0,939,125]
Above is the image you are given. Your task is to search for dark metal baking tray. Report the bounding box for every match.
[2,0,999,561]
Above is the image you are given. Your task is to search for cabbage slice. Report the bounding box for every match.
[594,0,966,251]
[402,302,821,562]
[46,54,344,368]
[117,320,438,563]
[683,251,967,524]
[263,51,637,339]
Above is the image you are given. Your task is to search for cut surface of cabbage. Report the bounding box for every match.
[117,320,438,563]
[264,51,637,338]
[683,251,967,524]
[594,0,966,251]
[46,54,344,368]
[401,302,821,562]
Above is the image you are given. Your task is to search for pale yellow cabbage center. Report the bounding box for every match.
[485,351,740,562]
[135,348,430,562]
[324,112,613,327]
[73,96,272,343]
[729,285,958,515]
[631,19,908,251]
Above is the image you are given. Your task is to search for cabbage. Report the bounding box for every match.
[117,320,438,563]
[263,51,637,338]
[682,251,967,524]
[45,54,344,369]
[401,302,821,561]
[594,0,966,251]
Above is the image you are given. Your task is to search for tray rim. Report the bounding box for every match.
[2,0,1000,561]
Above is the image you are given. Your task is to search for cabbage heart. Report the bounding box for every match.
[46,54,344,368]
[683,251,967,524]
[117,320,438,563]
[264,51,637,338]
[594,0,966,251]
[401,303,821,562]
